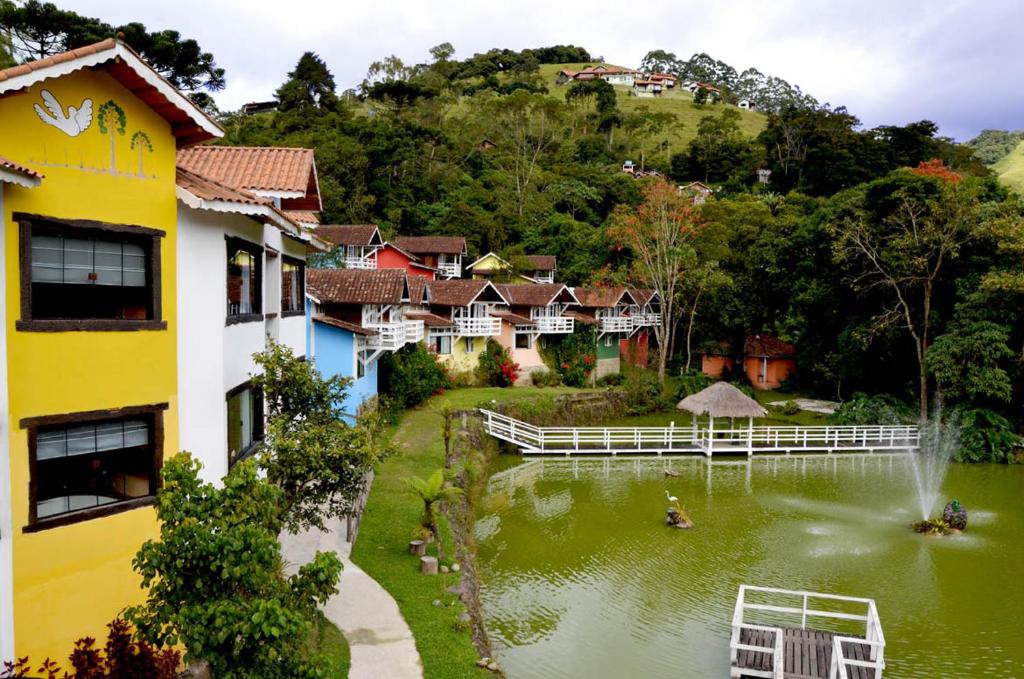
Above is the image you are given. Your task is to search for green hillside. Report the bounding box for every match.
[993,139,1024,192]
[538,63,767,151]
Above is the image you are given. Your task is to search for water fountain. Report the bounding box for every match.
[909,410,964,535]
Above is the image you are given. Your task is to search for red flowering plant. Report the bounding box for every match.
[477,339,520,387]
[541,325,598,387]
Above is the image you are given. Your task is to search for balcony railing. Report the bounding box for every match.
[455,317,501,336]
[534,316,574,334]
[345,256,376,270]
[631,313,661,327]
[599,316,632,333]
[437,262,461,278]
[362,320,425,350]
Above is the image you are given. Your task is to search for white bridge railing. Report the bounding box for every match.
[730,585,885,679]
[478,409,919,456]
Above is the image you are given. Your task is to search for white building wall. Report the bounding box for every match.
[0,186,14,660]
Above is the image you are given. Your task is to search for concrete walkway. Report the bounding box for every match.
[281,515,423,679]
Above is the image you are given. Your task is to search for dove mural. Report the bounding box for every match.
[32,89,93,137]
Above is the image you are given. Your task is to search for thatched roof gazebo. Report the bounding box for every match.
[678,382,767,454]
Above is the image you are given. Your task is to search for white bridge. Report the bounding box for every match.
[478,409,920,457]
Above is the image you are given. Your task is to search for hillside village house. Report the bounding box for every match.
[744,334,796,389]
[306,268,426,410]
[316,224,384,269]
[632,79,664,97]
[373,241,437,279]
[469,251,557,283]
[570,64,643,86]
[493,283,579,379]
[679,181,713,205]
[0,38,223,661]
[620,288,660,368]
[422,279,507,371]
[175,158,326,483]
[523,255,557,283]
[392,235,467,279]
[570,287,639,378]
[649,73,677,88]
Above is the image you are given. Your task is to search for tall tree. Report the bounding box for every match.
[610,180,707,382]
[276,51,338,111]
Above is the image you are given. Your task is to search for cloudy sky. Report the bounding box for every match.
[65,0,1023,141]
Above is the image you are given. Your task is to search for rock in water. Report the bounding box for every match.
[943,499,968,531]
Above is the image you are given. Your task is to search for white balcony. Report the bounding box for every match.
[534,316,574,334]
[455,317,501,336]
[533,272,555,284]
[362,320,424,350]
[345,256,376,270]
[631,313,661,327]
[599,316,633,333]
[437,262,461,278]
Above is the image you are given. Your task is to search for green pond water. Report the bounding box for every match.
[474,454,1024,678]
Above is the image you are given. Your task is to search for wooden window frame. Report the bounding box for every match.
[226,236,264,325]
[15,213,166,332]
[280,255,306,318]
[20,403,167,532]
[226,381,264,469]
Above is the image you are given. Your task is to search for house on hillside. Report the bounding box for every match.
[556,69,577,85]
[306,269,426,410]
[374,242,436,279]
[679,181,713,205]
[700,342,735,380]
[570,287,639,378]
[573,64,643,86]
[632,79,663,97]
[524,255,557,283]
[176,162,327,483]
[744,334,796,389]
[423,279,507,371]
[391,236,467,279]
[315,224,384,269]
[176,145,322,226]
[468,252,537,283]
[0,36,225,662]
[649,73,677,88]
[494,283,579,380]
[738,99,756,110]
[620,289,660,368]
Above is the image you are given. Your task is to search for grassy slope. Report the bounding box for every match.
[350,386,591,678]
[993,138,1024,192]
[537,62,767,151]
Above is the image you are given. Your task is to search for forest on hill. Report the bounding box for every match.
[3,3,1022,456]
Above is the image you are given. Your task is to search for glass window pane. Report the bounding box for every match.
[36,430,66,460]
[62,238,93,284]
[32,235,64,282]
[93,240,123,286]
[65,424,96,456]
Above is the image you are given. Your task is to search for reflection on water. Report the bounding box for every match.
[476,455,1024,679]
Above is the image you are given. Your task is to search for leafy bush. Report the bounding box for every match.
[447,368,479,389]
[954,406,1022,463]
[782,400,801,416]
[830,392,915,425]
[542,325,597,387]
[379,342,452,413]
[676,370,714,399]
[1,619,179,679]
[623,369,674,415]
[531,369,562,387]
[127,455,342,678]
[596,373,626,387]
[476,339,519,387]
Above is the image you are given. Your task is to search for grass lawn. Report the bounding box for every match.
[994,138,1024,192]
[350,385,591,678]
[311,610,351,678]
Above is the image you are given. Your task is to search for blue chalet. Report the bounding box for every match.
[306,268,426,413]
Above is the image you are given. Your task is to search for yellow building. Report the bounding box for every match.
[466,251,538,283]
[422,279,507,372]
[0,40,220,661]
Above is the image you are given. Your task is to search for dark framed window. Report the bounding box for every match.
[227,382,264,468]
[515,331,533,350]
[16,213,165,332]
[281,256,305,316]
[21,404,166,531]
[227,237,263,324]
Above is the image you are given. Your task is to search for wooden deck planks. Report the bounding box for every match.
[734,627,874,679]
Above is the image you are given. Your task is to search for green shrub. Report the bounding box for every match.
[676,370,714,399]
[783,400,801,416]
[623,369,673,415]
[531,369,562,387]
[542,325,597,387]
[476,339,520,387]
[379,343,451,416]
[596,373,626,387]
[954,406,1022,463]
[830,392,915,425]
[447,368,479,389]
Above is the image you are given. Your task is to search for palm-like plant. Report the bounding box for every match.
[404,468,462,560]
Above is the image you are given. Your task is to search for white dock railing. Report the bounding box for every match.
[478,409,919,456]
[731,585,885,679]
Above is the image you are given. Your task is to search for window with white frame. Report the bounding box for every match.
[433,335,452,355]
[465,337,476,353]
[515,329,533,349]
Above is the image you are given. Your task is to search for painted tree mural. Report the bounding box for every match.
[130,130,153,177]
[97,100,126,172]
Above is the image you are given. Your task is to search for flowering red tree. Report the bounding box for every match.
[609,180,706,382]
[912,158,961,183]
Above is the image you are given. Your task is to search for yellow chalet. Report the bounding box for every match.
[0,40,221,661]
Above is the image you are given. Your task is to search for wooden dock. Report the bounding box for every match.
[735,627,875,679]
[729,585,885,679]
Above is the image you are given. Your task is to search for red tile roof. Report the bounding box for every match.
[176,167,270,206]
[0,39,116,83]
[307,268,408,305]
[315,225,381,247]
[491,311,535,325]
[177,146,314,194]
[496,283,574,307]
[405,311,454,327]
[565,310,598,325]
[312,315,376,336]
[285,210,320,225]
[745,334,796,357]
[427,279,506,307]
[392,236,467,255]
[628,288,658,305]
[0,155,43,180]
[573,287,636,308]
[407,276,428,304]
[524,255,556,271]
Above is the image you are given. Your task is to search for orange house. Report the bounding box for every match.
[701,353,734,379]
[375,242,436,279]
[744,335,796,390]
